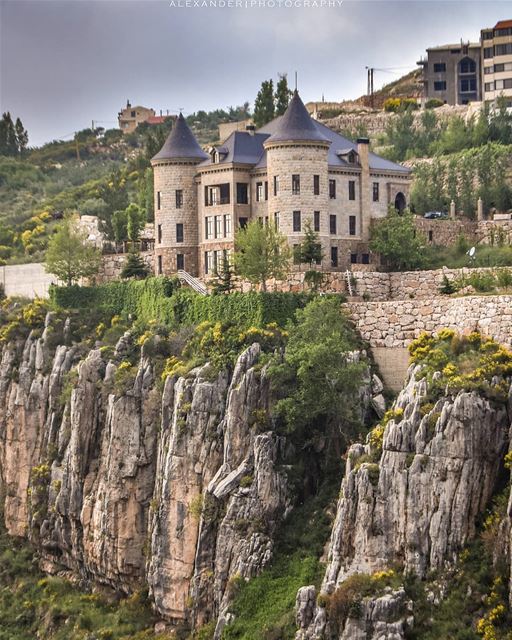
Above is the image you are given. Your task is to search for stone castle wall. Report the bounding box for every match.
[96,252,154,283]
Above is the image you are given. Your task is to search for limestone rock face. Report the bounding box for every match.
[0,320,289,630]
[297,363,510,639]
[323,365,509,592]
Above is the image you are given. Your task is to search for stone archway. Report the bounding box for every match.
[395,192,406,213]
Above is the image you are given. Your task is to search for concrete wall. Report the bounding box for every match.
[0,263,57,298]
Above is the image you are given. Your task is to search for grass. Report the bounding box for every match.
[221,480,339,640]
[0,518,162,640]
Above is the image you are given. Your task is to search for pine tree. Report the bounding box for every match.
[299,222,323,268]
[14,118,28,157]
[121,251,149,279]
[212,255,235,294]
[275,74,291,116]
[0,113,18,156]
[253,80,275,128]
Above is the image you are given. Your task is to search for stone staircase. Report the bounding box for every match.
[177,270,209,295]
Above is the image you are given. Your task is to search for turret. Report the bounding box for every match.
[263,91,331,266]
[151,113,208,277]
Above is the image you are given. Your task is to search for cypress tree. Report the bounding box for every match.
[253,80,275,128]
[275,74,291,116]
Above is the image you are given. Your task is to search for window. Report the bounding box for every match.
[236,183,248,204]
[157,224,162,244]
[485,82,494,92]
[495,63,505,73]
[428,230,433,242]
[176,223,184,243]
[349,215,356,236]
[482,30,493,40]
[157,255,163,274]
[330,247,338,268]
[215,215,222,238]
[434,81,447,91]
[314,211,320,232]
[205,216,213,239]
[239,217,248,229]
[362,253,370,265]
[175,190,183,208]
[350,253,358,264]
[131,110,136,118]
[484,66,493,75]
[313,175,320,195]
[496,43,512,57]
[292,174,300,195]
[273,175,280,195]
[157,191,161,210]
[460,78,477,92]
[329,179,336,199]
[329,214,337,235]
[256,182,263,202]
[373,182,379,202]
[484,47,493,59]
[274,212,280,230]
[264,181,268,200]
[348,180,356,201]
[224,214,231,237]
[433,62,446,72]
[459,58,476,74]
[177,254,184,270]
[293,210,301,232]
[205,251,214,275]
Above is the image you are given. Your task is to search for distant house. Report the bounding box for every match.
[118,100,174,134]
[218,119,253,143]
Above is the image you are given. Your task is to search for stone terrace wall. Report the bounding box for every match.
[348,295,512,349]
[96,251,153,283]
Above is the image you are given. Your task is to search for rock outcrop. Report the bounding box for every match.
[0,317,289,630]
[298,363,511,639]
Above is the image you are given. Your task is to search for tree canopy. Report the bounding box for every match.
[44,215,101,286]
[253,80,275,128]
[234,219,291,290]
[0,112,28,157]
[369,207,427,271]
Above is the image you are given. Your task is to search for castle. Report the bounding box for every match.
[151,91,411,278]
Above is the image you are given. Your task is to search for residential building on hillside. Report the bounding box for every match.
[118,100,175,134]
[218,119,253,143]
[481,20,512,106]
[151,91,411,278]
[417,41,482,105]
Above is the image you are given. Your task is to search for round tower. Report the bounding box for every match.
[151,113,208,277]
[264,91,331,267]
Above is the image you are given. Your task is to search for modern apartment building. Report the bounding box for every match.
[481,20,512,105]
[418,41,482,105]
[151,92,411,278]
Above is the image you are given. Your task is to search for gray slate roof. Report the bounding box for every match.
[152,113,209,162]
[199,92,410,174]
[264,90,330,144]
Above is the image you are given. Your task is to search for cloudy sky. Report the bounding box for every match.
[0,0,510,146]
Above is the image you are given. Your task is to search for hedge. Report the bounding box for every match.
[49,278,328,328]
[49,277,180,325]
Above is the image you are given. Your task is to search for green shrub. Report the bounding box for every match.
[425,98,444,109]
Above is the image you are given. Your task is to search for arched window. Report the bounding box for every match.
[459,57,476,74]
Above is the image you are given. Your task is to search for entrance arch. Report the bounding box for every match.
[394,192,406,213]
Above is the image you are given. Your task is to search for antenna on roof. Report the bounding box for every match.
[295,71,298,92]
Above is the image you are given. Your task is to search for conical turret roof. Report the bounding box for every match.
[265,91,330,145]
[152,113,208,162]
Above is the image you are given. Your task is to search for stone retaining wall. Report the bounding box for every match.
[96,251,154,283]
[347,295,512,349]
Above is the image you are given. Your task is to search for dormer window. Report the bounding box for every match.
[336,148,359,165]
[212,150,218,164]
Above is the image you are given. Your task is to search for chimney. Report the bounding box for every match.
[357,138,371,242]
[246,124,256,136]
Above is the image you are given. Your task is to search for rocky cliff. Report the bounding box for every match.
[0,314,289,633]
[297,355,512,640]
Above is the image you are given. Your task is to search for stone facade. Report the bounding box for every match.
[154,161,200,276]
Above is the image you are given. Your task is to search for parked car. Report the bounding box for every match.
[423,211,448,219]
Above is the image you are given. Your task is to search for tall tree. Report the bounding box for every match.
[97,169,129,239]
[369,207,427,271]
[299,222,323,267]
[275,74,291,116]
[234,219,291,291]
[14,117,28,157]
[45,215,101,286]
[253,80,275,128]
[0,113,18,156]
